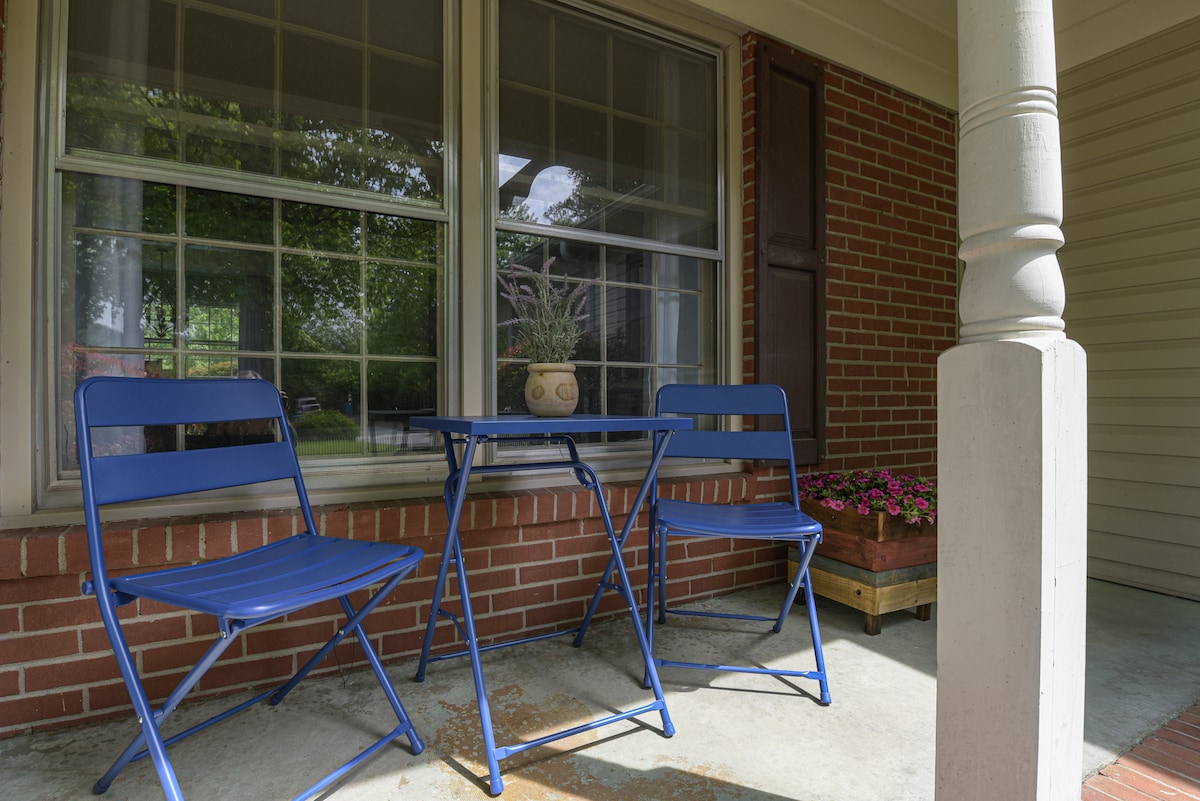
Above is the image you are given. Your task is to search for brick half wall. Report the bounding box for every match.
[0,470,789,737]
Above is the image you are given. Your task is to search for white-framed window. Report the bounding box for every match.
[53,0,449,480]
[491,0,722,449]
[30,0,732,510]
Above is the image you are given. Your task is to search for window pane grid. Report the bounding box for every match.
[57,171,444,473]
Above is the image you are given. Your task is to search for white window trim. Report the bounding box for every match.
[0,0,43,525]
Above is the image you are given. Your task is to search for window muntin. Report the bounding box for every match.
[496,237,716,444]
[56,173,444,471]
[64,0,444,203]
[54,0,447,479]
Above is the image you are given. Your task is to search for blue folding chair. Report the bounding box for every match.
[646,384,831,704]
[75,376,425,801]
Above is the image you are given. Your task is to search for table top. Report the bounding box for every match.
[410,413,693,436]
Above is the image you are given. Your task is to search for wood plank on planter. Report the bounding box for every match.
[801,500,936,541]
[789,550,938,636]
[815,526,937,571]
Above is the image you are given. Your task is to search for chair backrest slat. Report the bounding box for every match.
[89,442,300,506]
[660,430,794,461]
[657,383,792,418]
[80,376,285,428]
[655,383,800,505]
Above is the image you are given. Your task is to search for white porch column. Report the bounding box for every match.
[936,2,1088,800]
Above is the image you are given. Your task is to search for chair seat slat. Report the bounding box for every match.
[113,535,421,620]
[662,430,794,461]
[656,498,821,539]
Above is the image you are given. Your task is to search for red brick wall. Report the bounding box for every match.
[0,473,785,737]
[741,35,959,478]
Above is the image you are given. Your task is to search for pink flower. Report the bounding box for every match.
[799,468,936,523]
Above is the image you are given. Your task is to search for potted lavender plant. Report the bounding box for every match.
[497,256,593,416]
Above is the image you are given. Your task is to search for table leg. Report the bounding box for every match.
[601,527,676,737]
[415,433,475,679]
[417,429,681,794]
[450,529,505,795]
[575,430,675,644]
[416,434,466,680]
[572,432,677,737]
[411,436,507,794]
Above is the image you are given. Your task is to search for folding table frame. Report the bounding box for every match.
[411,414,691,796]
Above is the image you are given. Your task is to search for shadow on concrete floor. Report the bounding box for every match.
[1,579,1197,800]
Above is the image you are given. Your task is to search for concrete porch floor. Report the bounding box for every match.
[3,578,1199,800]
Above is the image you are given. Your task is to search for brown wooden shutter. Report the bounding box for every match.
[754,40,826,464]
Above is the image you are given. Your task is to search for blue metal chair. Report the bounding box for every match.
[74,376,425,801]
[646,383,831,704]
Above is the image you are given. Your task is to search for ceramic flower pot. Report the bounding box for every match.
[524,363,578,416]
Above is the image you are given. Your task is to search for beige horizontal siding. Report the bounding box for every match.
[1091,452,1200,491]
[1090,397,1195,428]
[1060,18,1200,601]
[1088,559,1200,600]
[1087,497,1199,547]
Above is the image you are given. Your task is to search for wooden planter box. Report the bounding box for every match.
[802,500,936,571]
[793,500,937,635]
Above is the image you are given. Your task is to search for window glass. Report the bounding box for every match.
[497,0,718,249]
[495,238,716,437]
[56,0,447,478]
[50,0,722,488]
[56,172,444,472]
[65,0,444,202]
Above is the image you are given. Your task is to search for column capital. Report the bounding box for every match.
[957,0,1066,343]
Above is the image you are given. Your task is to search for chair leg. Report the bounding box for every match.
[656,526,669,625]
[285,595,426,801]
[640,525,831,704]
[773,556,807,634]
[271,571,405,704]
[337,593,425,755]
[96,571,423,800]
[270,574,425,756]
[642,527,658,690]
[95,621,241,798]
[771,535,819,634]
[801,575,832,705]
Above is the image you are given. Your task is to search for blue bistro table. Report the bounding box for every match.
[410,414,692,795]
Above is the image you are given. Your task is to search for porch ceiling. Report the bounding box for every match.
[675,0,1200,110]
